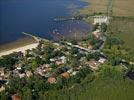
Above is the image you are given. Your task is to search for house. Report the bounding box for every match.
[0,69,9,80]
[65,51,70,55]
[13,70,19,76]
[35,64,52,76]
[56,60,63,65]
[86,59,100,70]
[98,57,106,64]
[92,29,102,38]
[0,68,4,80]
[71,71,78,76]
[48,77,57,84]
[129,61,134,65]
[0,85,5,92]
[14,63,22,70]
[44,64,51,68]
[60,56,66,61]
[61,72,70,78]
[35,68,45,76]
[19,73,25,78]
[50,58,56,62]
[67,68,73,74]
[80,57,87,62]
[53,43,60,46]
[26,71,33,77]
[44,73,51,78]
[76,66,83,70]
[88,44,93,50]
[55,56,66,65]
[11,94,21,100]
[93,16,109,25]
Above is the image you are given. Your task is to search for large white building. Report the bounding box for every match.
[93,16,109,25]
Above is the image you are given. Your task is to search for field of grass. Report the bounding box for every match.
[110,17,134,48]
[113,0,134,16]
[77,78,134,100]
[79,0,108,15]
[80,0,134,17]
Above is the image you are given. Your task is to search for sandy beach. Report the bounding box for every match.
[0,43,39,57]
[0,36,39,57]
[0,36,38,51]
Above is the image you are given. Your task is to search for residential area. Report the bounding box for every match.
[0,14,133,100]
[0,15,108,93]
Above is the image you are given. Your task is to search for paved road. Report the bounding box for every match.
[64,41,100,53]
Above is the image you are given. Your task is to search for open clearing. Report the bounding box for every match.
[110,17,134,48]
[77,78,134,100]
[113,0,134,16]
[80,0,134,17]
[79,0,108,14]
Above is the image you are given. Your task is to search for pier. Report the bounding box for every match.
[54,14,92,22]
[22,32,49,42]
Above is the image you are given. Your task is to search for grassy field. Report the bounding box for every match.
[77,78,134,100]
[113,0,134,16]
[79,0,108,14]
[110,17,134,48]
[80,0,134,17]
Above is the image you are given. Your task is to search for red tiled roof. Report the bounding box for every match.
[61,72,70,78]
[48,77,57,84]
[11,94,21,100]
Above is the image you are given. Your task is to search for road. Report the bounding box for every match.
[64,41,99,53]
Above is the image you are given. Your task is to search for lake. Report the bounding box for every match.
[0,0,91,44]
[127,71,134,80]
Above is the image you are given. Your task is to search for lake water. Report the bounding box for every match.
[0,0,91,44]
[127,71,134,80]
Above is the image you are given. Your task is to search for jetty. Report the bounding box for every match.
[54,14,92,22]
[53,13,107,22]
[22,32,49,42]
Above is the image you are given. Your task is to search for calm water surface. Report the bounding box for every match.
[0,0,91,44]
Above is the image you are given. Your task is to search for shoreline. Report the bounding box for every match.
[0,36,38,53]
[0,0,91,56]
[0,43,39,57]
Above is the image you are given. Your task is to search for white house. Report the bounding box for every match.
[98,57,106,64]
[93,16,109,25]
